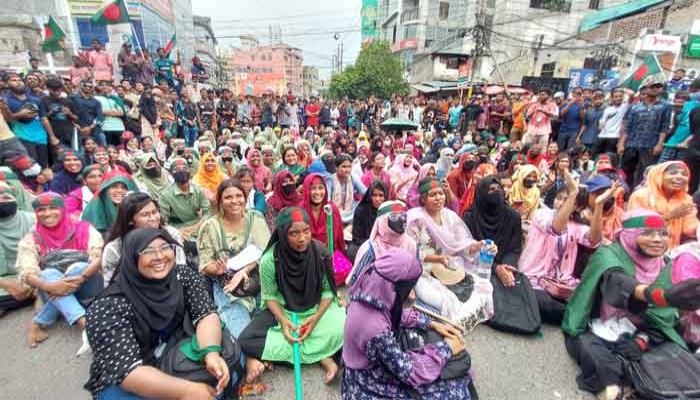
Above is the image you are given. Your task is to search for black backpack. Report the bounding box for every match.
[626,342,700,399]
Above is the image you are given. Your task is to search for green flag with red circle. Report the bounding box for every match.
[42,16,66,53]
[91,0,130,25]
[620,55,662,92]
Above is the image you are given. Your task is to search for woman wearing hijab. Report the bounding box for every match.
[0,185,35,314]
[275,146,306,183]
[302,173,345,254]
[245,148,273,194]
[562,209,700,400]
[193,152,227,203]
[509,164,541,222]
[342,249,471,400]
[133,153,172,202]
[17,192,104,348]
[407,177,496,329]
[48,150,84,195]
[238,207,345,384]
[349,200,416,284]
[198,179,271,338]
[628,161,698,249]
[389,153,419,203]
[446,152,476,203]
[82,172,138,237]
[435,147,455,180]
[65,164,104,220]
[85,228,236,399]
[458,162,497,215]
[265,170,302,230]
[348,182,389,262]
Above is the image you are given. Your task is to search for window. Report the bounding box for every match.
[529,0,571,13]
[76,17,108,47]
[588,0,600,9]
[403,25,417,40]
[439,2,449,20]
[541,62,556,78]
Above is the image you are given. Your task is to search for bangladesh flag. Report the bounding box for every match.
[620,54,662,92]
[164,33,176,57]
[91,0,130,25]
[42,16,66,53]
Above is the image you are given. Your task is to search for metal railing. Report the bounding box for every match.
[401,8,420,23]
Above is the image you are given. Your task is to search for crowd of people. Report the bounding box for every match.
[2,54,700,400]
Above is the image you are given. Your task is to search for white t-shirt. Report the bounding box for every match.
[598,103,629,139]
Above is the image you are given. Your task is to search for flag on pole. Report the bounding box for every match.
[42,16,66,53]
[620,54,662,92]
[91,0,130,25]
[164,33,176,57]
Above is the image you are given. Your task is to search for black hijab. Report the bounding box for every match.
[351,180,388,246]
[462,175,522,265]
[268,207,337,312]
[103,228,184,358]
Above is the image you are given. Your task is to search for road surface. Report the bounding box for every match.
[0,306,594,400]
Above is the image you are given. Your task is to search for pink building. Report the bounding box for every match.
[228,36,303,97]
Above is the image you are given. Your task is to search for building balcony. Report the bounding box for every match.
[401,8,420,24]
[529,0,572,13]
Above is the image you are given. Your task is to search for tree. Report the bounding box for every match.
[329,41,409,99]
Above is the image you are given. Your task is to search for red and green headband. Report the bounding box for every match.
[418,177,441,195]
[276,206,310,227]
[32,192,65,210]
[623,215,665,230]
[377,201,407,217]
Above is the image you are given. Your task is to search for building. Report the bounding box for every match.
[193,15,222,85]
[302,65,320,98]
[226,36,304,96]
[0,0,191,77]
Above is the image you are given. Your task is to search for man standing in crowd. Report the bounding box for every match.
[40,78,77,148]
[71,80,105,147]
[197,88,217,133]
[524,89,558,150]
[488,93,511,136]
[95,81,125,146]
[595,88,629,156]
[217,89,237,131]
[557,87,585,151]
[117,42,139,83]
[191,57,209,82]
[618,82,672,188]
[88,39,113,82]
[306,96,320,128]
[154,47,175,86]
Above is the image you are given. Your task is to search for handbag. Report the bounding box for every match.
[38,249,89,274]
[626,342,700,399]
[159,314,243,398]
[397,328,471,381]
[216,213,261,297]
[538,276,574,301]
[488,271,542,335]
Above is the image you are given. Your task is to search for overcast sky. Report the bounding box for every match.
[192,0,362,79]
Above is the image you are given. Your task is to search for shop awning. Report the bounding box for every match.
[579,0,667,33]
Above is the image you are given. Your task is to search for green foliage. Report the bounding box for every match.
[329,41,409,99]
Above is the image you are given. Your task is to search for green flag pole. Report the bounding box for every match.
[324,204,334,255]
[291,312,303,400]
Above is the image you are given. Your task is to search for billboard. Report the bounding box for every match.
[568,68,620,91]
[361,0,378,42]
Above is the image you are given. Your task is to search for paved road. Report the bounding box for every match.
[0,306,594,400]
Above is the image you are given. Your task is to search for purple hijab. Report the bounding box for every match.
[343,249,422,369]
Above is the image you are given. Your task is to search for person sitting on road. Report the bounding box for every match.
[264,169,302,231]
[342,248,473,400]
[102,192,186,286]
[64,164,104,220]
[81,171,138,238]
[17,192,104,348]
[346,181,389,262]
[562,209,700,400]
[0,185,36,314]
[238,207,345,385]
[85,228,239,400]
[132,153,172,202]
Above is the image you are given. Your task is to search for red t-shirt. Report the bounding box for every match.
[306,104,320,127]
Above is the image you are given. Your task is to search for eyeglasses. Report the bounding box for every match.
[139,243,175,258]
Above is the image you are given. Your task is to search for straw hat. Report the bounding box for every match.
[430,257,466,286]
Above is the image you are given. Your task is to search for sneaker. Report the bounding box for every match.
[76,330,91,357]
[597,385,622,400]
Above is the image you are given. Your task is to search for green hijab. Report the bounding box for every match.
[81,174,138,235]
[133,153,171,201]
[0,185,35,277]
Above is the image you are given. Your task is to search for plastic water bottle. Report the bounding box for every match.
[477,239,494,280]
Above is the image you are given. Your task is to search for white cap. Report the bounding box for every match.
[553,91,565,99]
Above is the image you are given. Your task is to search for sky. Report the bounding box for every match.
[192,0,363,80]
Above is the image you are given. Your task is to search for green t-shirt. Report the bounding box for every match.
[154,58,174,82]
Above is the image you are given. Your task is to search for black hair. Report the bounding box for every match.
[106,192,163,243]
[215,178,246,213]
[335,153,352,166]
[46,78,63,90]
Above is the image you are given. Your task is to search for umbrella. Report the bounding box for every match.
[380,118,419,131]
[484,85,504,95]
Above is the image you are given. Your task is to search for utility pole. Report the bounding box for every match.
[340,40,344,73]
[469,0,487,86]
[531,34,544,76]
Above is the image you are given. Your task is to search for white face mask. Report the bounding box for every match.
[59,92,68,99]
[23,163,41,177]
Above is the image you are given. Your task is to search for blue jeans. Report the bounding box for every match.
[182,125,199,147]
[212,284,251,338]
[557,130,578,152]
[34,262,103,326]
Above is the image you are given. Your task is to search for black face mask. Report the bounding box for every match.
[282,184,296,196]
[388,213,407,234]
[0,201,18,218]
[484,190,505,208]
[602,196,615,213]
[222,156,234,163]
[523,178,536,189]
[323,158,336,174]
[479,155,489,164]
[185,156,194,164]
[144,166,160,178]
[173,170,190,184]
[463,160,477,171]
[176,149,184,155]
